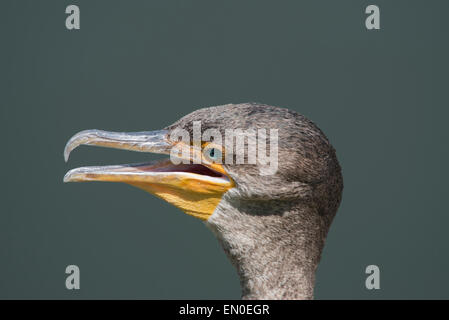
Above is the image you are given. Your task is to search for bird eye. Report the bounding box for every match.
[204,146,222,162]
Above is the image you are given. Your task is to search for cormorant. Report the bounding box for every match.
[63,103,343,299]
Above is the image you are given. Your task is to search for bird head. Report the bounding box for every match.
[64,103,343,275]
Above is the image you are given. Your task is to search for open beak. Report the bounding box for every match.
[63,129,234,220]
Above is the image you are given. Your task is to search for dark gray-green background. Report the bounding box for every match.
[0,0,448,299]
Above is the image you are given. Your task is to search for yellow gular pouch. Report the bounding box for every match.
[128,141,231,220]
[128,168,233,221]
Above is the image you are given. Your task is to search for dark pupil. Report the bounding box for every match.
[209,148,215,158]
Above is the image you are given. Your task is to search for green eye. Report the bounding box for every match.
[206,147,221,161]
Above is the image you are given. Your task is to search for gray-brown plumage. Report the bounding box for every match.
[167,103,343,299]
[64,103,343,300]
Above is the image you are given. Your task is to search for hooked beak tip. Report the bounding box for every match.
[62,129,171,164]
[64,149,70,163]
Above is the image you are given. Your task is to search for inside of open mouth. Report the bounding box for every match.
[127,161,227,180]
[151,163,225,178]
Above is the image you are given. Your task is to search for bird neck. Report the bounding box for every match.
[206,198,327,300]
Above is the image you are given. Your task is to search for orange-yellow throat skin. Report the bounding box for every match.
[130,172,233,221]
[127,147,234,221]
